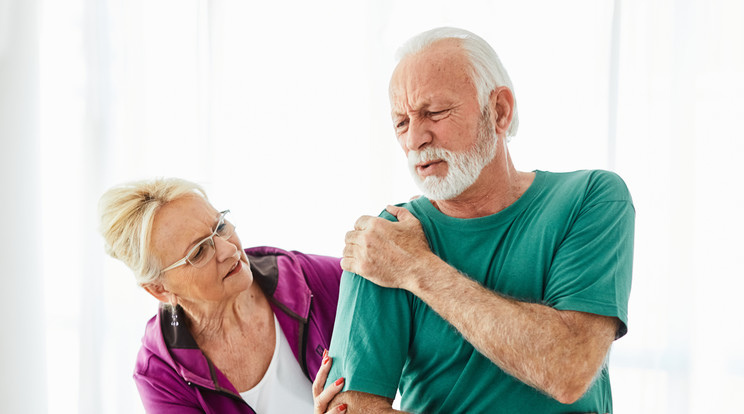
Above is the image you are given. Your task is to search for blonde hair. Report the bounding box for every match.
[98,177,207,286]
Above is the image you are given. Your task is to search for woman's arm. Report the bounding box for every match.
[134,374,205,414]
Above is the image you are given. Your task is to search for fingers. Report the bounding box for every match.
[325,403,348,413]
[355,214,400,232]
[312,350,348,414]
[339,257,354,273]
[316,376,345,412]
[342,226,368,275]
[385,204,404,218]
[342,231,362,262]
[345,218,377,253]
[353,215,376,230]
[343,229,360,246]
[355,208,417,232]
[385,205,416,222]
[312,349,332,398]
[341,238,359,271]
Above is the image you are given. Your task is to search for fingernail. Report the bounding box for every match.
[334,377,345,386]
[322,356,330,365]
[323,349,328,358]
[338,403,347,411]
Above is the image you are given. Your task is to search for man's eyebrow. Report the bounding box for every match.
[391,102,434,117]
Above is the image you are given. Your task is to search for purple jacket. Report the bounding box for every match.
[133,246,343,413]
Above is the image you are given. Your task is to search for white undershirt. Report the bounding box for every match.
[239,315,314,413]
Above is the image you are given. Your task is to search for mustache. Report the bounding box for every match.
[407,146,454,167]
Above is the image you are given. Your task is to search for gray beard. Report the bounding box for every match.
[408,111,498,200]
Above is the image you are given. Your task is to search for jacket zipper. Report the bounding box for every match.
[299,293,313,380]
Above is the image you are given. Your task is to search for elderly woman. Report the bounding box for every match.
[99,178,346,413]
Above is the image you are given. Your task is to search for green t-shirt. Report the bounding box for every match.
[327,170,635,413]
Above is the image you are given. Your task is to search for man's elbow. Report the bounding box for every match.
[551,372,595,405]
[554,388,586,405]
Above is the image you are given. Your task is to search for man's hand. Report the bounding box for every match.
[341,205,435,292]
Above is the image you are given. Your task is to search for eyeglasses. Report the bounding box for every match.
[160,210,235,273]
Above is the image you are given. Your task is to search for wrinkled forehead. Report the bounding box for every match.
[390,39,469,86]
[151,195,219,254]
[157,195,217,225]
[389,41,475,113]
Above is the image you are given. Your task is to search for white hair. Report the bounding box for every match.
[395,27,519,139]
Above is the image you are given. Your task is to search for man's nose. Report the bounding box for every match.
[405,118,432,151]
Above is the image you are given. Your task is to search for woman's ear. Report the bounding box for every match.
[142,282,171,304]
[489,86,515,136]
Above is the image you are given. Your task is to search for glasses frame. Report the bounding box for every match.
[160,210,233,274]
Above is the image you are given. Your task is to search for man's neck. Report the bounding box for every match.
[430,154,535,219]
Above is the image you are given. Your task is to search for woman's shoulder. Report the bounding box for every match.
[133,314,208,408]
[245,246,342,288]
[134,313,171,377]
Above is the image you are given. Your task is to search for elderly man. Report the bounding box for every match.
[324,27,634,413]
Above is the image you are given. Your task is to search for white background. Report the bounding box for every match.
[1,0,743,413]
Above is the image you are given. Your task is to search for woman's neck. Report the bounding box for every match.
[180,282,277,392]
[181,282,271,343]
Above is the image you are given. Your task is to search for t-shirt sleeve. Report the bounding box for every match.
[325,270,412,399]
[544,171,635,338]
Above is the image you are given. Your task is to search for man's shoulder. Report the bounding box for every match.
[542,168,623,183]
[377,199,422,222]
[542,169,632,203]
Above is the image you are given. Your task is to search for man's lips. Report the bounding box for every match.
[416,160,445,176]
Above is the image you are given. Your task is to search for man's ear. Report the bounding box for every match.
[142,282,171,304]
[489,86,515,136]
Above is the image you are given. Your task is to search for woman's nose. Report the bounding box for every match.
[213,234,238,261]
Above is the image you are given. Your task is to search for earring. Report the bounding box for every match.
[170,302,179,327]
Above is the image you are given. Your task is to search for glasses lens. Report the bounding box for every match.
[217,220,235,240]
[187,238,216,268]
[185,210,231,269]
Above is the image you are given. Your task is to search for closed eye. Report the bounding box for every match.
[428,109,450,120]
[190,243,206,261]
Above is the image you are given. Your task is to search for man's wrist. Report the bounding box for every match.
[406,253,449,296]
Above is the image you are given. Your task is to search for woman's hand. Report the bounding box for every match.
[312,349,347,413]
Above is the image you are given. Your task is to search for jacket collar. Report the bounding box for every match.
[143,247,313,393]
[246,246,312,322]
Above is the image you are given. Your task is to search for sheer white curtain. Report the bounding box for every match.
[610,1,744,412]
[0,0,47,412]
[6,0,739,412]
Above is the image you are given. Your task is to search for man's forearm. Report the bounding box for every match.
[406,256,617,404]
